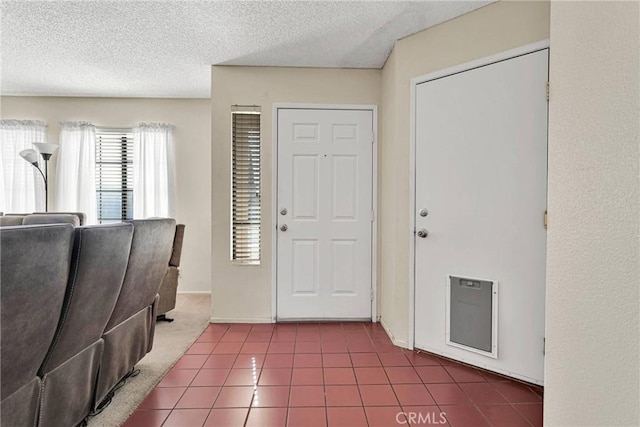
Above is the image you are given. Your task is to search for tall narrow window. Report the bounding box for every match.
[95,128,133,224]
[231,106,261,264]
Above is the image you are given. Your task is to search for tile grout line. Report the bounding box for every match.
[354,325,374,426]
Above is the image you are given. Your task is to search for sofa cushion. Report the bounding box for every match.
[34,211,87,226]
[0,224,74,399]
[105,218,176,330]
[0,215,25,226]
[40,223,134,372]
[23,213,79,226]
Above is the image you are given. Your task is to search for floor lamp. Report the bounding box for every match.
[19,143,59,212]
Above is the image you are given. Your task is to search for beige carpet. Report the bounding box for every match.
[88,293,211,427]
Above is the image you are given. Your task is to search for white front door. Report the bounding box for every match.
[414,49,548,384]
[276,108,374,320]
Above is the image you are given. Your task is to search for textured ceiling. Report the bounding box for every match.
[1,1,489,98]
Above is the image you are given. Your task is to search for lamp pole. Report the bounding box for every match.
[40,152,52,212]
[36,163,47,211]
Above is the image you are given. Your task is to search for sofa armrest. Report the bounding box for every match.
[157,267,179,315]
[169,224,185,267]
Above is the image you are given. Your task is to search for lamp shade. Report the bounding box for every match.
[33,142,59,155]
[19,148,39,164]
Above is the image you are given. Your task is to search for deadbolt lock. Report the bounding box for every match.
[280,208,287,216]
[419,208,428,217]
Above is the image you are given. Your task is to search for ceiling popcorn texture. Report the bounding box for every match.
[1,1,489,98]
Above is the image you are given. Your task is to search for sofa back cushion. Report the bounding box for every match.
[23,214,79,227]
[0,215,25,226]
[39,223,134,373]
[34,212,86,226]
[105,218,176,331]
[0,224,74,399]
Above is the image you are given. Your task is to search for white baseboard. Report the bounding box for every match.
[209,317,274,324]
[177,290,211,295]
[379,317,411,350]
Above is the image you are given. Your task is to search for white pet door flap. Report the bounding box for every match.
[446,275,498,358]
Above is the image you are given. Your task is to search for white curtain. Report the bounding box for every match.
[55,121,98,224]
[0,119,47,213]
[133,123,175,218]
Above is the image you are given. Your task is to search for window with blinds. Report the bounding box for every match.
[231,107,261,264]
[95,128,133,224]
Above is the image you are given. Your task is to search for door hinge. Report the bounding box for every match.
[543,337,546,355]
[371,209,375,222]
[371,130,375,144]
[544,210,548,229]
[370,289,374,301]
[546,81,550,101]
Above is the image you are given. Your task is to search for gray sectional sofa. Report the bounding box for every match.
[0,217,176,427]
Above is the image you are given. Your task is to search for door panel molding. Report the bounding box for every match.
[272,103,378,322]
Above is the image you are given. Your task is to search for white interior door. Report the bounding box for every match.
[277,108,374,320]
[414,49,548,384]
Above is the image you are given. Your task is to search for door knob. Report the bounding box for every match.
[417,229,428,238]
[280,224,288,232]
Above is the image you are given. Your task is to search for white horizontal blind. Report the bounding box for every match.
[95,128,133,224]
[231,107,261,264]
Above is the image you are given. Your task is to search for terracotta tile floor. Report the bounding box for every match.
[125,322,543,427]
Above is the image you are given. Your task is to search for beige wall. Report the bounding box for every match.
[379,48,400,339]
[379,0,550,346]
[0,96,212,292]
[210,66,381,321]
[545,2,640,425]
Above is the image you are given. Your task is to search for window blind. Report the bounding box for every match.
[95,128,133,224]
[231,107,261,264]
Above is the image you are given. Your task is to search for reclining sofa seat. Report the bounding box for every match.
[94,218,176,407]
[0,224,75,427]
[37,223,134,427]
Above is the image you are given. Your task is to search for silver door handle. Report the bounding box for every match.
[417,229,428,238]
[280,224,288,232]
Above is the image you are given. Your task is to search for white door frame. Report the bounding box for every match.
[272,103,378,322]
[408,40,550,349]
